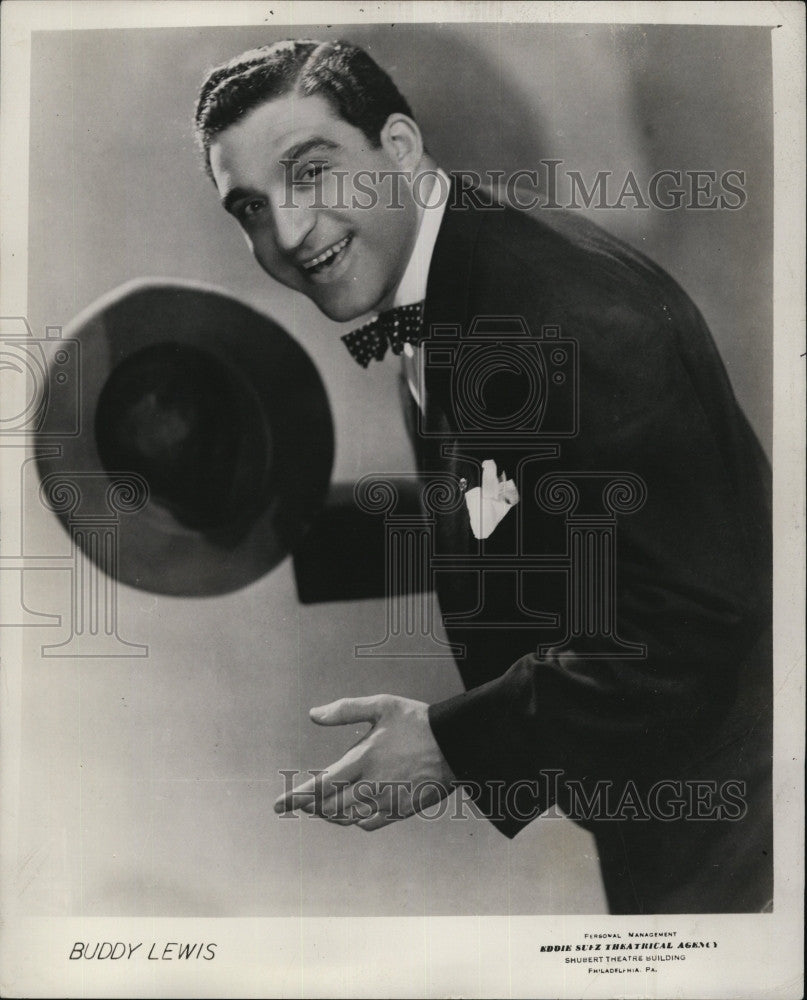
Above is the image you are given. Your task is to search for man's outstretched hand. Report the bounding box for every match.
[273,695,455,831]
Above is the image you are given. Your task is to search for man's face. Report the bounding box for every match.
[209,93,421,322]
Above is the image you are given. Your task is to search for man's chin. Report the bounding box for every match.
[309,291,382,325]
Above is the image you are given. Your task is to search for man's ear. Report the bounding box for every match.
[379,114,424,171]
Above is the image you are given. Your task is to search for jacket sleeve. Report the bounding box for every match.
[427,282,771,837]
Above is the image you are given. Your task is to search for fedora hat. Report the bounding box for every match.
[35,279,334,596]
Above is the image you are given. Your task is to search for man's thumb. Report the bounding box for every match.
[309,696,386,726]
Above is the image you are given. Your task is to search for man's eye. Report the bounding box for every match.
[295,161,328,184]
[242,199,267,219]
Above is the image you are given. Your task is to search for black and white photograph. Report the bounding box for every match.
[0,2,803,997]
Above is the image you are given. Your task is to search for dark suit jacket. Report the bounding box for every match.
[412,196,772,914]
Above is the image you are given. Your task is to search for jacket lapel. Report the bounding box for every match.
[421,191,485,432]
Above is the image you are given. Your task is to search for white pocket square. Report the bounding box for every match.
[465,459,520,540]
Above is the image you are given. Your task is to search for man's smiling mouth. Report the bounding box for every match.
[301,234,353,275]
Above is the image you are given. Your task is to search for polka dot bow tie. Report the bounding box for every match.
[341,301,424,368]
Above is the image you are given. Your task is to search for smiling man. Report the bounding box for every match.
[194,39,773,914]
[199,41,429,322]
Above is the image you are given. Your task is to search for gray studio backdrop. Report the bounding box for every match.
[20,22,772,916]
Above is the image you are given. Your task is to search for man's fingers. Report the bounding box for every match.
[291,779,410,828]
[316,789,388,830]
[313,788,374,826]
[273,694,395,814]
[273,752,364,813]
[316,783,377,822]
[357,811,393,832]
[309,694,390,727]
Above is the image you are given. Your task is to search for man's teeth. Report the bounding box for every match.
[303,236,351,271]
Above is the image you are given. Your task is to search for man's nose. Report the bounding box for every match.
[271,202,316,255]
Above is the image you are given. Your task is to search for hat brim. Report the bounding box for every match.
[36,279,334,597]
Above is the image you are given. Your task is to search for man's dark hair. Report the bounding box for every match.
[194,39,414,174]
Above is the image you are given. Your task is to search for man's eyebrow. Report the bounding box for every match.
[283,136,339,161]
